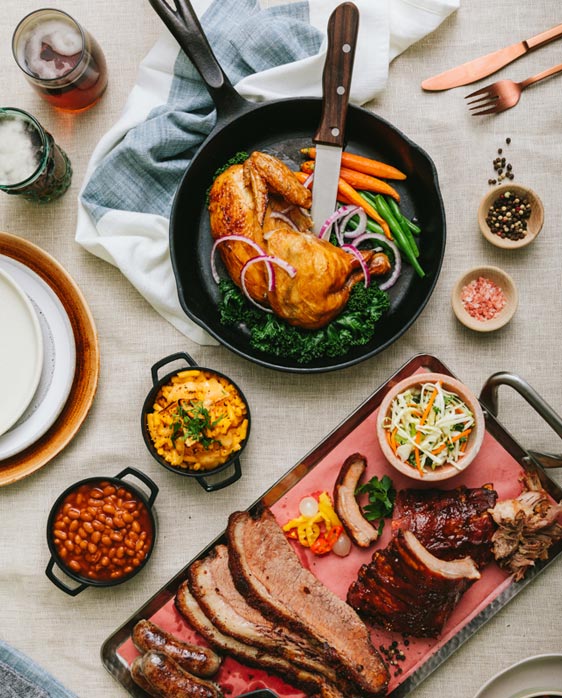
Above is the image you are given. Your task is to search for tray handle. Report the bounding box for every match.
[479,371,562,468]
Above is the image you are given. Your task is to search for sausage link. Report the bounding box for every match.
[132,620,222,678]
[140,651,223,698]
[130,656,163,698]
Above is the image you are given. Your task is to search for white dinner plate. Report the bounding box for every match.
[0,267,44,437]
[474,654,562,698]
[0,256,76,459]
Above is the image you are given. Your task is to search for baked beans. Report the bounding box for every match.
[52,480,153,582]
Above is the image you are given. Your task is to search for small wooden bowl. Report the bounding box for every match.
[478,184,544,249]
[376,372,485,482]
[452,265,517,332]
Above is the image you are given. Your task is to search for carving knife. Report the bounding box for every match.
[422,23,562,91]
[311,2,359,233]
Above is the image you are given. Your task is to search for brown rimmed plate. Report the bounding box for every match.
[101,354,562,697]
[0,232,99,486]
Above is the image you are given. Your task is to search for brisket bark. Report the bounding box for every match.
[227,508,389,697]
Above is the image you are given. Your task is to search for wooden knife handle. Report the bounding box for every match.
[313,2,359,147]
[526,23,562,50]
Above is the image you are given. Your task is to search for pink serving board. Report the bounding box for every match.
[116,375,526,696]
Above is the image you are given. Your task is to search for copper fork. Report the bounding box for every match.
[465,62,562,115]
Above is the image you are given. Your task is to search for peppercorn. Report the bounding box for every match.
[485,190,531,240]
[506,137,511,144]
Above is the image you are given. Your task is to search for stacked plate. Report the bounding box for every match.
[0,260,76,459]
[0,232,99,486]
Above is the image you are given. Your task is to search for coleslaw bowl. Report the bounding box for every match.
[376,372,485,482]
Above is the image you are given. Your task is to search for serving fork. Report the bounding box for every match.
[465,62,562,115]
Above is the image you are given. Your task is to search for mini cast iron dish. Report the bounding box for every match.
[141,352,251,492]
[376,372,485,482]
[46,467,158,596]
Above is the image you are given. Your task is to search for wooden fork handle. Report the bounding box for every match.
[521,62,562,89]
[525,23,562,50]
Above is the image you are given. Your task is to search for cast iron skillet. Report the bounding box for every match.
[149,0,446,373]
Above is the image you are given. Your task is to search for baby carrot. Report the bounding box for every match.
[300,161,400,201]
[300,161,392,238]
[339,167,400,201]
[301,147,407,180]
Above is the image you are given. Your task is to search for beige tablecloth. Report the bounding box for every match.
[1,1,561,697]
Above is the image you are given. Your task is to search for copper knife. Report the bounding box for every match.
[422,23,562,91]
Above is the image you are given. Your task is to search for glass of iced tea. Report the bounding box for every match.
[0,107,72,202]
[12,9,108,112]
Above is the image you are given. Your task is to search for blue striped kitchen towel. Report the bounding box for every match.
[0,640,77,698]
[76,0,459,345]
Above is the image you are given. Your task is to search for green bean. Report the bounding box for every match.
[385,197,419,257]
[345,214,385,237]
[371,194,425,278]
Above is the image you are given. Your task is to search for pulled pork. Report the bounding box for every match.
[490,473,562,581]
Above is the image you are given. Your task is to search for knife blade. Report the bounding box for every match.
[311,2,359,233]
[422,22,562,91]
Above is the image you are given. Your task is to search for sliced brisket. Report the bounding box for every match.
[227,508,389,697]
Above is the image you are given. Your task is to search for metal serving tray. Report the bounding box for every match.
[101,353,562,697]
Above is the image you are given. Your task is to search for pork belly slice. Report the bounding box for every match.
[175,580,344,698]
[391,485,498,566]
[348,529,480,638]
[188,545,340,685]
[334,453,379,547]
[227,508,389,697]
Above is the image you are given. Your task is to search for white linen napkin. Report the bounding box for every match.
[76,0,459,345]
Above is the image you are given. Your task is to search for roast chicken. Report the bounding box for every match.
[208,151,391,330]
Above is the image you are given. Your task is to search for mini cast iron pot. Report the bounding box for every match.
[45,467,158,596]
[141,352,251,492]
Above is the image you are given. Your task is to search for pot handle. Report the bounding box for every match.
[237,691,279,698]
[196,458,242,492]
[45,558,88,597]
[115,467,160,508]
[147,0,249,119]
[479,371,562,468]
[150,351,197,387]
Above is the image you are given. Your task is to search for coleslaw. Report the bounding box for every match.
[383,380,475,475]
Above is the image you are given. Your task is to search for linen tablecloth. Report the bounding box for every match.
[0,1,561,697]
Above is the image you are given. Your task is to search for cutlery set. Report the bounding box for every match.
[422,22,562,115]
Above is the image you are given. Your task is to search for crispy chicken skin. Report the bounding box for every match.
[208,151,391,330]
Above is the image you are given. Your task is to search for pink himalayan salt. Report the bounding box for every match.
[461,276,507,321]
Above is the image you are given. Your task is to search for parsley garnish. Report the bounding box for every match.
[355,474,396,536]
[171,400,225,449]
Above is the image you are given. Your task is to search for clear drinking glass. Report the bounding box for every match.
[12,9,108,112]
[0,107,72,202]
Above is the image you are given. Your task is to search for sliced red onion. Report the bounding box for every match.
[299,206,312,218]
[346,233,402,291]
[351,232,391,248]
[270,210,300,231]
[339,207,366,240]
[240,258,274,313]
[378,249,402,290]
[341,244,370,288]
[211,235,269,284]
[303,173,314,189]
[318,205,360,241]
[239,255,298,311]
